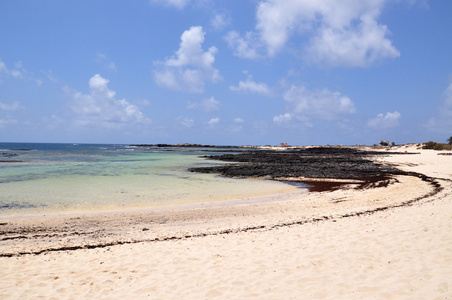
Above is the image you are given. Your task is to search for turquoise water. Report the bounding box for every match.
[0,143,296,216]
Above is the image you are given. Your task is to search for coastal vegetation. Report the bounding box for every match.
[422,140,452,151]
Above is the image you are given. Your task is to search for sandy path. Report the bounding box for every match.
[0,146,451,299]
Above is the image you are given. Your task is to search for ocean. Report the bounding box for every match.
[0,143,295,217]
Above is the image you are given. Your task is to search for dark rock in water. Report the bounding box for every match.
[0,152,23,163]
[0,201,40,210]
[1,153,19,157]
[130,143,236,148]
[189,147,417,192]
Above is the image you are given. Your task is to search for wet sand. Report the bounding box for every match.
[0,145,451,299]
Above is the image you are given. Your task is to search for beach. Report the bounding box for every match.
[1,145,451,299]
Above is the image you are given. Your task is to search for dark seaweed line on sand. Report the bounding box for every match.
[0,230,104,241]
[0,173,443,258]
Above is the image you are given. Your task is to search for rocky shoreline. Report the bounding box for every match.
[189,147,422,192]
[130,143,240,148]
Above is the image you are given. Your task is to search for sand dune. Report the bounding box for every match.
[1,146,451,299]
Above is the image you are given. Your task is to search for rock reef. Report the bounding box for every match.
[189,147,420,192]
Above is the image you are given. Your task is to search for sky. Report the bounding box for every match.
[1,0,451,146]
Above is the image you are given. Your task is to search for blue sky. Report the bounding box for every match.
[1,0,451,145]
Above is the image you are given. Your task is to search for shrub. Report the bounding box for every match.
[423,141,449,151]
[423,141,437,149]
[434,143,444,151]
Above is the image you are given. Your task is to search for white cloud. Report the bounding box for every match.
[107,62,117,71]
[0,60,17,78]
[229,117,244,133]
[187,96,221,112]
[10,70,23,78]
[211,11,231,31]
[426,83,452,131]
[135,99,151,107]
[367,111,401,129]
[0,61,7,73]
[39,70,58,83]
[307,16,400,67]
[10,61,26,79]
[283,85,356,121]
[150,0,190,9]
[0,118,18,128]
[0,101,23,111]
[273,113,293,124]
[181,117,194,128]
[0,60,42,85]
[165,26,218,70]
[443,83,452,114]
[68,74,150,129]
[0,100,23,129]
[230,76,271,96]
[208,117,220,126]
[154,69,178,90]
[273,112,313,128]
[154,26,221,93]
[96,53,117,71]
[224,31,261,59]
[231,0,400,66]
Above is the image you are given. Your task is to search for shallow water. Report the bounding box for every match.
[0,143,297,216]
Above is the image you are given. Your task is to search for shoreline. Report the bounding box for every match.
[0,146,446,256]
[0,145,408,220]
[0,182,304,221]
[1,145,451,299]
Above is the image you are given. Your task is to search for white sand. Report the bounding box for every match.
[1,146,451,299]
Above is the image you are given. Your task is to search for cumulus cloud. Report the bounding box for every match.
[307,16,399,67]
[230,76,271,96]
[234,117,244,123]
[154,26,221,93]
[229,0,400,66]
[283,85,356,121]
[187,96,221,112]
[367,111,401,129]
[68,74,150,129]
